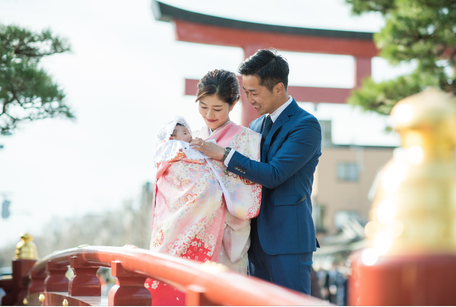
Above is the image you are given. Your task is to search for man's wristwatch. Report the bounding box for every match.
[222,147,232,162]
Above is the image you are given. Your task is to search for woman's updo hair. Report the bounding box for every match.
[195,69,240,106]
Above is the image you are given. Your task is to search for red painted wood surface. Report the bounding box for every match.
[173,19,378,57]
[44,260,69,292]
[68,256,101,296]
[27,245,323,306]
[0,278,14,305]
[13,259,36,306]
[29,264,46,294]
[108,260,151,306]
[349,250,456,305]
[287,87,352,104]
[30,292,93,306]
[186,284,214,306]
[355,56,372,87]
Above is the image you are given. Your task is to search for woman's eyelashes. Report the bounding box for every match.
[201,106,222,112]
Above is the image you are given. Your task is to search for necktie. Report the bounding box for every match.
[261,115,273,150]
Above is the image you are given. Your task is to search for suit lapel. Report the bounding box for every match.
[262,100,299,161]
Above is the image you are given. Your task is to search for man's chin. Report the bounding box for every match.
[254,108,263,115]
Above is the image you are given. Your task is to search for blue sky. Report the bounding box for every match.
[0,0,412,249]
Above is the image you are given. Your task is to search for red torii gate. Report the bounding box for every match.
[152,1,378,127]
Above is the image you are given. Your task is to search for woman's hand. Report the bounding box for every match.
[190,137,226,161]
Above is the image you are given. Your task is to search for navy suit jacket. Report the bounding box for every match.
[227,99,321,255]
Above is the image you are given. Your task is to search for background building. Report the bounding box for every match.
[312,120,394,235]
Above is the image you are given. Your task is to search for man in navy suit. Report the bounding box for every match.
[192,49,321,295]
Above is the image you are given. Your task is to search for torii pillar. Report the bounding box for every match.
[152,1,378,127]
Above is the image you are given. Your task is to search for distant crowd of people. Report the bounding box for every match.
[313,262,350,305]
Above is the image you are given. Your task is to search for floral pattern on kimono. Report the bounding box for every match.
[145,121,261,306]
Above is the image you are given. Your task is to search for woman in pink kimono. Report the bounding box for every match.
[145,69,262,305]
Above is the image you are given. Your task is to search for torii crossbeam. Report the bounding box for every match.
[152,1,378,126]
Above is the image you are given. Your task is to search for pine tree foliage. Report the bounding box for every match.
[346,0,456,115]
[0,24,74,134]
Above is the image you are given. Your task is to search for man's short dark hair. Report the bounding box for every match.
[238,49,289,92]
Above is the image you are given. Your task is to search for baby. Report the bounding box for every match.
[169,123,192,143]
[152,116,211,164]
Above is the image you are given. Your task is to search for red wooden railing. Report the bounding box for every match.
[2,245,324,306]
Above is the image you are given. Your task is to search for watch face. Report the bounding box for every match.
[223,147,231,161]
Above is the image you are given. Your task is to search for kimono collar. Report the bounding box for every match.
[211,120,232,134]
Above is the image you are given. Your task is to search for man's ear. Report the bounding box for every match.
[274,83,285,96]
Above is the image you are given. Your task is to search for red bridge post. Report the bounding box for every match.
[29,266,46,294]
[68,256,101,296]
[44,260,68,292]
[13,259,36,305]
[108,260,151,306]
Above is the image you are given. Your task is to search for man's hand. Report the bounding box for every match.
[190,137,225,161]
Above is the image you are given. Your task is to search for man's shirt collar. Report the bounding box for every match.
[269,96,293,123]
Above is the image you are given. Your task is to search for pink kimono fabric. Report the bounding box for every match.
[145,121,261,305]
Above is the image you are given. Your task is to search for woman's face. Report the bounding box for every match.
[198,94,235,131]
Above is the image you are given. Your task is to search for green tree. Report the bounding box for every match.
[0,24,74,134]
[346,0,456,115]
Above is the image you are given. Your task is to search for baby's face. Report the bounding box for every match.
[171,125,192,142]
